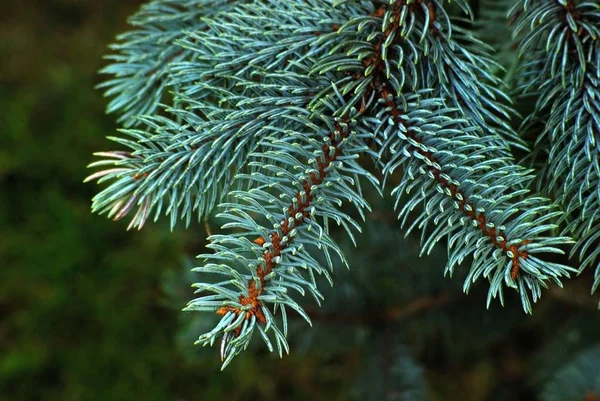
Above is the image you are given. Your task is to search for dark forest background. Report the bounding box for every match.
[2,1,204,399]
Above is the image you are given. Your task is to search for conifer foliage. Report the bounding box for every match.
[510,0,600,299]
[87,0,599,369]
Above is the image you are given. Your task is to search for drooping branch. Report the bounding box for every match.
[364,0,531,278]
[215,118,352,332]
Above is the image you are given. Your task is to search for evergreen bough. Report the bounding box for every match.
[86,0,599,371]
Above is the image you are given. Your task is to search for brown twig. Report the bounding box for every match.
[303,293,453,327]
[204,215,212,238]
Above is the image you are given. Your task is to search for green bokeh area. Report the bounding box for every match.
[0,1,186,399]
[2,1,196,399]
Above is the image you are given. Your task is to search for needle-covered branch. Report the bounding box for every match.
[88,0,593,368]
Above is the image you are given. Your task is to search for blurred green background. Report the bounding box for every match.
[0,1,188,399]
[2,1,600,401]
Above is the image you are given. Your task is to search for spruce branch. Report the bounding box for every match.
[418,0,528,153]
[511,0,600,302]
[89,0,587,368]
[350,0,574,311]
[212,117,355,328]
[185,106,377,367]
[85,108,260,229]
[99,1,209,125]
